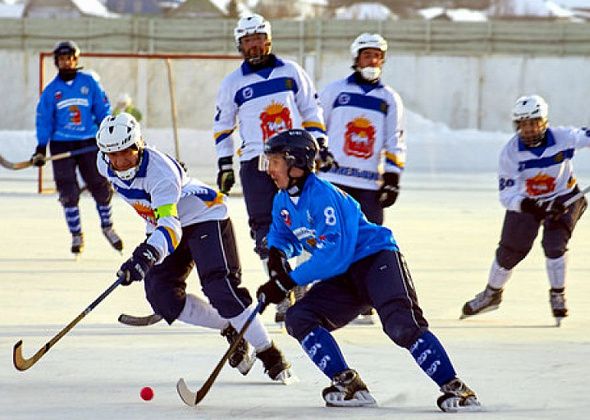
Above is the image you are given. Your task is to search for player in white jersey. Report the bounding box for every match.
[461,95,588,324]
[96,113,293,382]
[213,14,335,322]
[319,33,406,324]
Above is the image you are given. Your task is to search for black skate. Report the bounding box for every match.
[351,307,376,325]
[220,324,255,376]
[437,378,481,412]
[461,286,503,318]
[256,342,296,384]
[71,233,84,255]
[549,289,568,326]
[102,226,123,252]
[322,369,377,407]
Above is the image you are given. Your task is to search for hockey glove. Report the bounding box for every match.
[31,145,47,167]
[217,156,235,194]
[267,247,292,278]
[316,137,338,173]
[118,243,159,286]
[378,172,400,208]
[520,198,547,220]
[257,253,296,312]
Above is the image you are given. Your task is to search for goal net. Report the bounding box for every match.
[37,51,242,193]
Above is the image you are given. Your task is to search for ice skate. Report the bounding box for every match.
[102,226,123,252]
[437,377,481,412]
[71,233,84,256]
[322,369,377,407]
[549,289,568,327]
[460,286,503,319]
[256,342,296,384]
[351,307,376,325]
[221,324,255,376]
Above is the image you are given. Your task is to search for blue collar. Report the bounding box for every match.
[346,73,383,93]
[241,55,284,79]
[517,128,555,157]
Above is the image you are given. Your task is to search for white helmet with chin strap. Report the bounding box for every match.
[97,113,144,180]
[350,33,388,82]
[234,14,272,47]
[511,95,549,147]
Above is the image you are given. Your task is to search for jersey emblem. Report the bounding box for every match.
[260,101,292,141]
[69,105,82,125]
[344,117,375,159]
[80,86,89,95]
[280,208,291,227]
[55,91,62,100]
[526,173,556,196]
[337,93,351,105]
[132,202,157,226]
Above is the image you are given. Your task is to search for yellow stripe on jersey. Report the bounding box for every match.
[302,121,327,132]
[385,152,405,169]
[161,226,179,249]
[214,129,234,141]
[204,191,225,208]
[154,203,178,220]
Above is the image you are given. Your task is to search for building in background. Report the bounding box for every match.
[23,0,116,18]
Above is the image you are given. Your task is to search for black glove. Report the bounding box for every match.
[316,138,338,173]
[378,172,400,208]
[217,156,235,194]
[31,145,47,167]
[118,243,159,286]
[520,198,547,220]
[257,248,296,312]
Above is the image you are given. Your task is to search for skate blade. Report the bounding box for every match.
[325,390,378,407]
[275,368,298,385]
[459,304,500,320]
[555,317,565,327]
[350,316,376,325]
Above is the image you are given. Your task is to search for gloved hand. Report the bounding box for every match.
[117,243,159,286]
[378,172,400,208]
[546,200,567,221]
[316,137,338,173]
[217,156,235,194]
[520,198,547,220]
[257,248,296,312]
[31,145,47,167]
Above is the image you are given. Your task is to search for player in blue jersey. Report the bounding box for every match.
[255,129,481,412]
[31,40,122,256]
[96,113,293,383]
[213,14,336,322]
[461,95,588,325]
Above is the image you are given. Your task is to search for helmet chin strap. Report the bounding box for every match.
[286,167,309,196]
[109,148,143,181]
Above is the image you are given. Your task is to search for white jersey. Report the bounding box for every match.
[97,145,228,263]
[213,55,326,162]
[318,74,406,190]
[499,126,590,211]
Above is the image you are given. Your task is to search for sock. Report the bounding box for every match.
[96,203,113,228]
[177,294,227,329]
[487,258,512,290]
[228,304,272,351]
[64,206,81,234]
[546,255,567,290]
[409,331,456,387]
[301,326,348,379]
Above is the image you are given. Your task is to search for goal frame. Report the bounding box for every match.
[37,51,241,193]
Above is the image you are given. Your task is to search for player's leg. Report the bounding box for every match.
[50,141,83,254]
[358,250,480,412]
[285,277,376,406]
[186,219,292,380]
[542,193,587,322]
[77,140,123,251]
[462,210,540,317]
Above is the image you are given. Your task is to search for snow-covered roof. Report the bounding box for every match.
[418,7,487,22]
[71,0,115,17]
[489,0,577,18]
[334,2,396,21]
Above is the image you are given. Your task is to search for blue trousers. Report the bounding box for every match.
[286,250,429,349]
[144,219,252,324]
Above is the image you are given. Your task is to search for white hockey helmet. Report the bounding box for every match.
[350,33,388,60]
[97,113,143,153]
[511,95,548,123]
[234,14,272,47]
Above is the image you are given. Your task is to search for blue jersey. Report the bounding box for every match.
[36,71,111,146]
[267,174,398,285]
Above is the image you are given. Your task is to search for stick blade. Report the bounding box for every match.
[176,378,198,407]
[118,313,163,327]
[0,155,31,170]
[13,340,34,371]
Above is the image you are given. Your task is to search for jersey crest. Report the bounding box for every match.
[132,202,157,226]
[260,101,292,141]
[526,173,556,196]
[343,117,375,159]
[69,105,81,125]
[280,208,291,227]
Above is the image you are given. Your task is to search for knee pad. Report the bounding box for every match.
[496,245,528,270]
[284,305,318,341]
[144,282,185,324]
[383,322,424,348]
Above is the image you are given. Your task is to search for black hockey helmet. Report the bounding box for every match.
[264,129,319,172]
[53,40,80,65]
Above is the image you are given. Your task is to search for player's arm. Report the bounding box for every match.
[571,126,590,149]
[266,198,302,259]
[293,63,327,138]
[90,76,111,123]
[379,91,406,207]
[498,144,522,211]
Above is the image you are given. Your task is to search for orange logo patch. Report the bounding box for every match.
[132,202,156,225]
[69,105,81,125]
[343,117,375,159]
[526,173,556,196]
[260,101,292,141]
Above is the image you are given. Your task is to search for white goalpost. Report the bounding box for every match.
[37,51,242,193]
